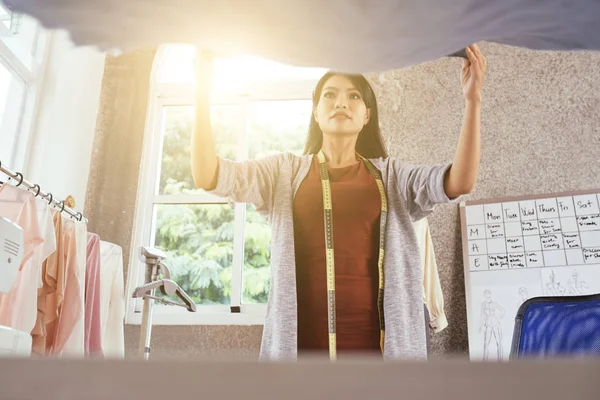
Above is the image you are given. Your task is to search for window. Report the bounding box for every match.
[0,5,48,170]
[0,4,14,30]
[0,5,42,59]
[128,44,326,324]
[0,61,26,166]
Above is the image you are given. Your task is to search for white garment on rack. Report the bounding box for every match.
[60,220,87,357]
[0,198,55,333]
[36,201,56,290]
[414,218,448,334]
[5,0,600,73]
[99,241,125,358]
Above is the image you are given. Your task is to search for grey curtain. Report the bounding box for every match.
[84,48,157,272]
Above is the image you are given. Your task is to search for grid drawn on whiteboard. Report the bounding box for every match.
[464,194,600,272]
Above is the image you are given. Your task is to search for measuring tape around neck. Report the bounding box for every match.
[316,150,388,361]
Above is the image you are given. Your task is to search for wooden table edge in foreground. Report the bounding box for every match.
[1,356,599,400]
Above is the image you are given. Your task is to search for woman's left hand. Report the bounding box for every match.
[462,44,487,103]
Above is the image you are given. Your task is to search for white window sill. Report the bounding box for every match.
[125,304,267,326]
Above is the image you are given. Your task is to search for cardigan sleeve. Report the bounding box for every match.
[206,152,289,215]
[390,159,461,222]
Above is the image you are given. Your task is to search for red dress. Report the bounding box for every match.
[294,157,382,355]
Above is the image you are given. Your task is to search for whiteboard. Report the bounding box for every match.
[460,188,600,361]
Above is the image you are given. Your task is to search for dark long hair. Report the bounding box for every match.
[303,72,389,159]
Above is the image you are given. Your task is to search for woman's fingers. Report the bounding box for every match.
[470,44,487,71]
[466,46,479,66]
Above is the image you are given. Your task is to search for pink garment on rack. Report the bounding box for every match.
[0,185,43,270]
[32,211,65,355]
[46,219,82,355]
[85,232,103,357]
[0,198,55,333]
[0,185,43,330]
[60,221,87,356]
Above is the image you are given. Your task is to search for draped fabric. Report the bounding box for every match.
[5,0,600,72]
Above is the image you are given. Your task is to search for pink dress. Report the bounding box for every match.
[85,232,103,357]
[45,217,82,355]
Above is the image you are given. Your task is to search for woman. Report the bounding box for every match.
[191,44,486,361]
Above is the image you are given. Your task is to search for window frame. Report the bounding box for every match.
[0,9,49,172]
[126,45,322,325]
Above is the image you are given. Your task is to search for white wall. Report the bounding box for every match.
[25,30,105,212]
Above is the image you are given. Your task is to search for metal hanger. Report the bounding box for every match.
[132,279,196,312]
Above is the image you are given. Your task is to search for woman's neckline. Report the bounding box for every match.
[326,160,361,171]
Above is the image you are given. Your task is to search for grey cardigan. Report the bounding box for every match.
[208,152,458,360]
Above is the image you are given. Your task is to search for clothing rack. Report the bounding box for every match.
[0,160,87,223]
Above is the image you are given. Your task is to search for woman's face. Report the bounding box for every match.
[313,74,371,137]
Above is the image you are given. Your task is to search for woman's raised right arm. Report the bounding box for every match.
[191,50,218,190]
[190,50,284,214]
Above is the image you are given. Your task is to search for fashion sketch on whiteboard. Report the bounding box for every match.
[479,289,505,360]
[567,270,588,295]
[517,287,529,309]
[545,270,566,296]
